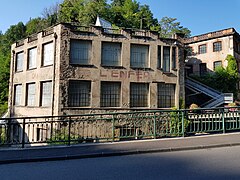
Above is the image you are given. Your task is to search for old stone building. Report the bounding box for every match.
[9,23,185,117]
[184,28,239,107]
[185,28,240,76]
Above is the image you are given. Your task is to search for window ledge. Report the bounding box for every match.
[27,67,37,71]
[101,65,125,69]
[130,67,152,71]
[70,64,95,68]
[41,64,53,68]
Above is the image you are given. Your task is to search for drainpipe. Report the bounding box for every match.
[10,49,15,117]
[51,32,58,116]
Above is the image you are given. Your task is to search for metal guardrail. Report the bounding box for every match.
[0,107,240,148]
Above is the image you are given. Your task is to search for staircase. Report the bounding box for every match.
[185,77,233,108]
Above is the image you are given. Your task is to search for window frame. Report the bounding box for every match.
[213,61,222,70]
[130,44,149,68]
[157,83,175,108]
[27,47,37,70]
[26,83,36,106]
[42,41,54,67]
[213,41,222,52]
[100,81,121,107]
[101,42,122,67]
[157,45,162,69]
[163,46,170,72]
[40,81,52,107]
[15,51,24,72]
[198,44,207,54]
[14,84,22,106]
[130,83,149,107]
[68,80,91,107]
[172,46,177,70]
[70,39,92,65]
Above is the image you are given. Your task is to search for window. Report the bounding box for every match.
[214,61,222,70]
[172,47,176,69]
[213,41,222,52]
[40,81,52,107]
[101,82,121,107]
[16,52,24,72]
[199,44,207,54]
[130,83,149,107]
[26,83,35,106]
[199,63,207,76]
[28,47,37,69]
[42,42,53,66]
[101,42,121,66]
[158,83,175,108]
[130,44,149,68]
[14,84,22,106]
[157,45,161,68]
[163,46,170,72]
[68,81,91,107]
[70,40,92,65]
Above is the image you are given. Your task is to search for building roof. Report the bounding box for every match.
[184,28,238,44]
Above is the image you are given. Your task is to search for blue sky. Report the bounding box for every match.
[1,0,240,36]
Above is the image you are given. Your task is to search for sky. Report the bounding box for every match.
[1,0,240,36]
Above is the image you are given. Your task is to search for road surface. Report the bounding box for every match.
[1,145,240,180]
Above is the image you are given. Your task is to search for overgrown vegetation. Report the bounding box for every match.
[191,55,239,98]
[0,0,191,116]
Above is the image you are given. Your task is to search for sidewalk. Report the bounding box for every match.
[1,133,240,164]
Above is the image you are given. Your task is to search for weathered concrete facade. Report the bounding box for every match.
[9,23,185,117]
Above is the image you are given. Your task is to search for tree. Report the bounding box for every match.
[192,55,238,99]
[59,0,110,25]
[159,17,191,38]
[0,22,27,116]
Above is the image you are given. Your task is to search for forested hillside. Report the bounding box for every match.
[0,0,191,116]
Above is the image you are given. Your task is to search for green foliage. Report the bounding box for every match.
[47,127,82,145]
[0,127,7,145]
[191,55,238,98]
[159,17,191,38]
[170,107,189,136]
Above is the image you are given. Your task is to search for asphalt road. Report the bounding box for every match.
[1,145,240,180]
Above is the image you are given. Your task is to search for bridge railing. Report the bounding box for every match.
[0,106,240,148]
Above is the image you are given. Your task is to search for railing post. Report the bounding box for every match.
[68,117,71,146]
[153,112,157,139]
[222,109,225,133]
[22,118,26,148]
[112,115,115,142]
[182,111,185,137]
